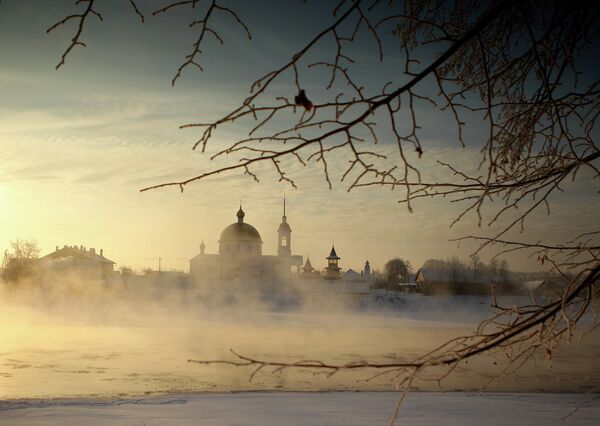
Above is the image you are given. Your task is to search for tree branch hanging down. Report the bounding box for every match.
[136,0,599,250]
[132,0,597,418]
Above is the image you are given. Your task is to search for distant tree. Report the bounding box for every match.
[384,258,411,286]
[2,239,40,283]
[478,261,490,275]
[447,256,466,283]
[469,254,482,282]
[119,266,133,274]
[498,259,510,283]
[9,239,40,260]
[421,259,447,270]
[489,258,499,276]
[119,266,134,285]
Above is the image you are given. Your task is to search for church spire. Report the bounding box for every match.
[282,194,287,222]
[237,205,245,224]
[278,195,292,257]
[325,245,341,279]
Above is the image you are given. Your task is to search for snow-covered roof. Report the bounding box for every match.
[341,269,363,282]
[40,245,115,265]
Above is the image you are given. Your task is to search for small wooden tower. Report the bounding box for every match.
[324,246,341,279]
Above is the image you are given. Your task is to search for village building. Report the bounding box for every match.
[341,269,362,282]
[522,276,572,300]
[300,257,321,279]
[324,246,342,279]
[189,202,303,288]
[38,245,116,281]
[301,250,370,296]
[362,260,373,282]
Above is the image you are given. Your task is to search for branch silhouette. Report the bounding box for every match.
[47,0,103,69]
[152,0,251,86]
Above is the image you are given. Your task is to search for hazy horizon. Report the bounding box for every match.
[1,0,597,274]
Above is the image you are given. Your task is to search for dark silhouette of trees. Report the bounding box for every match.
[384,257,411,286]
[421,258,447,270]
[498,259,510,282]
[447,255,465,282]
[469,254,481,282]
[2,239,40,284]
[489,258,499,275]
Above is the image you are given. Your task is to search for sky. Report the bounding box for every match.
[0,0,598,273]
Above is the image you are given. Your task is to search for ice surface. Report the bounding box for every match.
[1,392,599,425]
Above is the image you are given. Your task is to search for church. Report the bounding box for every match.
[189,200,303,288]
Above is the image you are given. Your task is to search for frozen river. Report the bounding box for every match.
[1,291,599,399]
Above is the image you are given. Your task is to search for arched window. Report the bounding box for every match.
[281,235,287,247]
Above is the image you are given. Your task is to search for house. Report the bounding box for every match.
[397,282,418,293]
[300,257,321,279]
[341,269,363,282]
[38,245,116,281]
[528,276,574,301]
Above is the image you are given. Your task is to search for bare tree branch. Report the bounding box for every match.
[47,0,103,69]
[152,0,251,85]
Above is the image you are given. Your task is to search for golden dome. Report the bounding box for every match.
[220,222,262,243]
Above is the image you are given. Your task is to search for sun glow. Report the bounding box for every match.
[0,185,11,224]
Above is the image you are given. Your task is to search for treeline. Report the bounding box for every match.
[370,254,569,296]
[422,255,511,283]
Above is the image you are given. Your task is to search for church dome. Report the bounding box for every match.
[278,220,291,233]
[219,207,263,256]
[220,222,262,243]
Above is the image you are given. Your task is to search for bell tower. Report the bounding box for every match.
[325,245,341,279]
[277,196,292,257]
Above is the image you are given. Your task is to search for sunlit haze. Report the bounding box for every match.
[1,1,596,273]
[1,2,600,425]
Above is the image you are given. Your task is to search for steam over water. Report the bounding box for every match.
[1,283,599,399]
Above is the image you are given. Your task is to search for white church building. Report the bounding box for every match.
[189,201,303,288]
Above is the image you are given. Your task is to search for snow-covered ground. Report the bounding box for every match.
[1,392,599,425]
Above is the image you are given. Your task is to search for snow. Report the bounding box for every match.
[1,392,599,425]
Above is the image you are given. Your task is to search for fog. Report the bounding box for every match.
[1,276,600,399]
